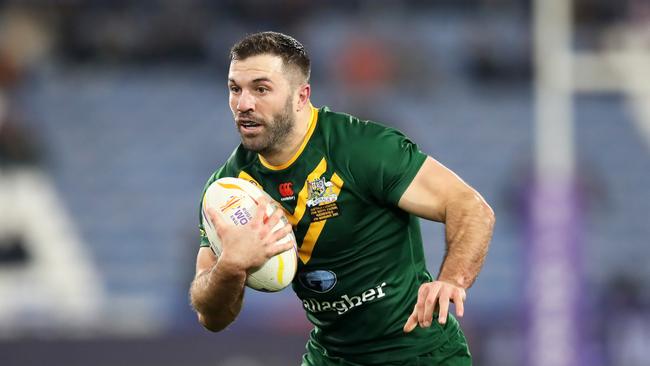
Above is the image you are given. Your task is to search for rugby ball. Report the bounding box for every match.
[201,177,297,292]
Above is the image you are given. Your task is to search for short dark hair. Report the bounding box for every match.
[230,31,311,83]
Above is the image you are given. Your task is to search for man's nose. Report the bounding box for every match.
[237,90,255,112]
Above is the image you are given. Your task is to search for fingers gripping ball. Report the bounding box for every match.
[202,177,298,292]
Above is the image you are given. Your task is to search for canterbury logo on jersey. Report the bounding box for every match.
[278,182,295,201]
[301,282,388,315]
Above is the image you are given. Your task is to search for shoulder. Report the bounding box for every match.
[316,106,407,147]
[224,144,257,173]
[315,107,426,195]
[203,145,257,188]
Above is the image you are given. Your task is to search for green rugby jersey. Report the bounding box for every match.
[199,106,460,364]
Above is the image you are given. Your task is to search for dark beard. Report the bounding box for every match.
[240,98,294,154]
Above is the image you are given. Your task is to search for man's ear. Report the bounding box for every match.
[296,83,311,111]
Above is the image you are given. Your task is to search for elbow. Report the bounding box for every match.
[198,312,230,333]
[202,322,227,333]
[483,200,496,228]
[466,190,495,229]
[480,196,496,230]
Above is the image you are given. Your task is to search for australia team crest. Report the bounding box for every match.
[305,176,341,222]
[306,177,338,207]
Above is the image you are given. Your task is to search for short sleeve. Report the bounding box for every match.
[349,126,427,206]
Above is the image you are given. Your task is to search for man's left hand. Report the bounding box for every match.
[403,280,466,333]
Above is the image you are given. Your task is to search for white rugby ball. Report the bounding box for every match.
[201,177,297,292]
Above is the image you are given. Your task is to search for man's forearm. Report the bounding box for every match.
[438,191,495,289]
[190,259,247,332]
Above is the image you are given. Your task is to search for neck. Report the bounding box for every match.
[260,104,313,167]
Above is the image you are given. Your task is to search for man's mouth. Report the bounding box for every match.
[237,119,263,133]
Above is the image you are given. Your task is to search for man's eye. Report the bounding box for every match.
[257,87,268,93]
[229,86,240,93]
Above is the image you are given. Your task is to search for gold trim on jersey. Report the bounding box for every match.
[284,157,327,226]
[237,170,261,188]
[258,105,318,171]
[299,220,326,264]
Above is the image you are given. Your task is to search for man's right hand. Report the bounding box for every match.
[207,196,294,274]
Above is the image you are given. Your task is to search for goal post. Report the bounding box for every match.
[529,1,650,365]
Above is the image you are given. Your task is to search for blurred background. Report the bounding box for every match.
[0,0,649,365]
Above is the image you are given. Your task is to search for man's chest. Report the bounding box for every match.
[240,158,373,267]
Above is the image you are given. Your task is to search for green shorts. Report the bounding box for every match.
[301,326,472,366]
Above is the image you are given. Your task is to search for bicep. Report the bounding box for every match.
[397,156,476,222]
[195,247,217,277]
